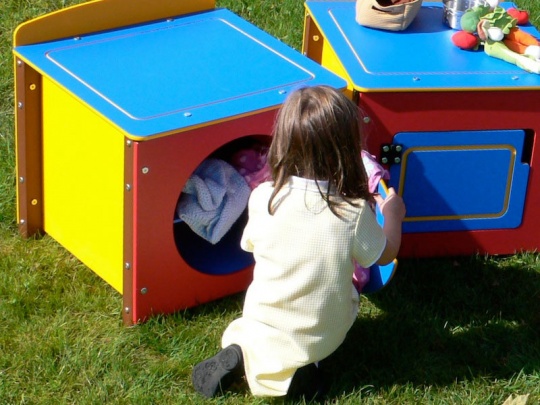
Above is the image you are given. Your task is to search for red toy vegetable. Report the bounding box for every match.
[452,30,480,50]
[507,7,529,25]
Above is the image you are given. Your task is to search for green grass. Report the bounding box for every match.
[1,0,540,404]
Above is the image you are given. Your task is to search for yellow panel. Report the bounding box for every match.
[42,77,124,292]
[303,9,354,99]
[321,40,355,98]
[14,0,215,46]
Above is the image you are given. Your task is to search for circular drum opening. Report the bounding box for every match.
[173,135,271,275]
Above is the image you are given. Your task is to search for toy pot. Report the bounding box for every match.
[442,0,487,29]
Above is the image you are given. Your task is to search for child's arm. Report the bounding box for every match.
[374,187,405,265]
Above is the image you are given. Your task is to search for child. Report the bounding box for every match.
[192,85,405,399]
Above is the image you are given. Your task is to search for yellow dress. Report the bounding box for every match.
[222,177,386,396]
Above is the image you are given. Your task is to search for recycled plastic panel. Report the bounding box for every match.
[41,76,125,291]
[15,8,343,139]
[126,114,277,323]
[389,130,529,233]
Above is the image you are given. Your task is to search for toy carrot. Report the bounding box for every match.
[503,27,539,54]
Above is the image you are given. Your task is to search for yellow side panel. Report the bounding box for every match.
[42,77,124,292]
[321,41,354,98]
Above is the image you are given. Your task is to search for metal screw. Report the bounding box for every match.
[18,102,23,109]
[184,112,192,117]
[394,157,401,164]
[363,116,371,124]
[382,145,390,152]
[124,307,131,314]
[395,145,402,152]
[126,184,131,191]
[17,60,22,67]
[141,288,148,295]
[125,262,131,270]
[20,219,25,224]
[142,167,149,174]
[381,157,388,164]
[126,140,132,147]
[19,177,24,183]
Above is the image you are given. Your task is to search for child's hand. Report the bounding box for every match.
[374,187,405,265]
[374,187,406,222]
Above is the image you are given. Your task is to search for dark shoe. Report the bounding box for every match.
[287,363,326,401]
[192,344,244,398]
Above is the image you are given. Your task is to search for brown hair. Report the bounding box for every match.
[267,85,373,216]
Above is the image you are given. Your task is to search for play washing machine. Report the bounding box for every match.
[14,0,345,323]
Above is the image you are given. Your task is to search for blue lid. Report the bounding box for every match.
[15,8,346,139]
[305,1,540,91]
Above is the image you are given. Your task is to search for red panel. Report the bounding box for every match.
[359,90,540,257]
[129,111,276,322]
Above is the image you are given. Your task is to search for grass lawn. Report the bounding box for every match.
[1,1,539,404]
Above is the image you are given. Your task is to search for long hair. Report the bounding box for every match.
[267,85,373,216]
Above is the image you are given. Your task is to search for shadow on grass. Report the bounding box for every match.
[322,255,540,396]
[179,254,540,402]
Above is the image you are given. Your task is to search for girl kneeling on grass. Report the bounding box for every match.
[192,85,405,399]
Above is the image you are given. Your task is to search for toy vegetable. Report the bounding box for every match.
[451,3,540,74]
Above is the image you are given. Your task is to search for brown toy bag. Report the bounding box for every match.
[356,0,423,31]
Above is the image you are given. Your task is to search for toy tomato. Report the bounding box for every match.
[451,30,480,50]
[507,8,529,25]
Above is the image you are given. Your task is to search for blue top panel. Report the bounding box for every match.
[14,8,345,138]
[305,1,540,91]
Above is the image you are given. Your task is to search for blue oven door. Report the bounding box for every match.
[389,129,530,233]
